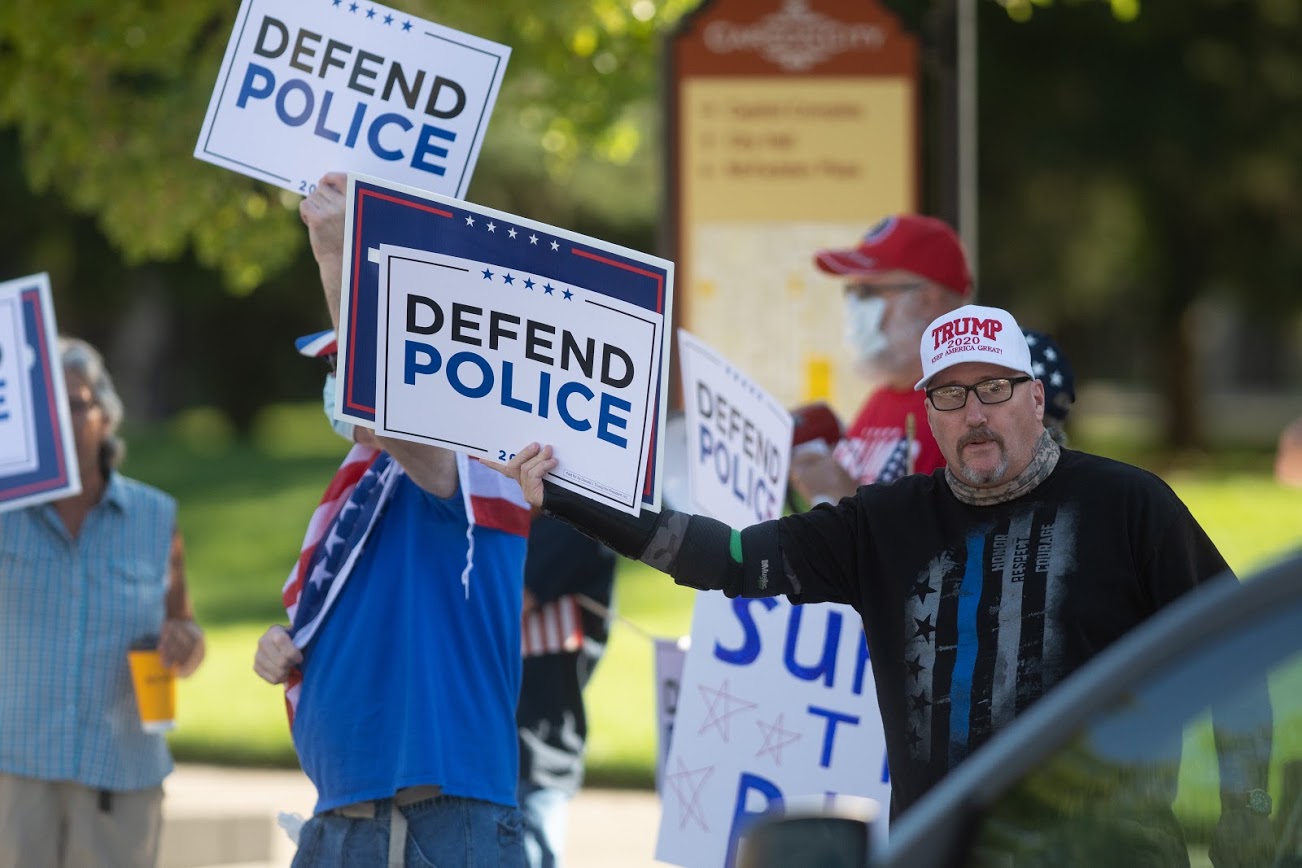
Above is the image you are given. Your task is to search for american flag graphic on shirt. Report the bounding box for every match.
[521,595,584,657]
[902,504,1078,772]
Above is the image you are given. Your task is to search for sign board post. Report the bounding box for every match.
[667,0,918,420]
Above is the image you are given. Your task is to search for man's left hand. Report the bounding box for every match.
[1209,808,1275,868]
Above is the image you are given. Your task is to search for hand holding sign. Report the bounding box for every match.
[481,442,553,509]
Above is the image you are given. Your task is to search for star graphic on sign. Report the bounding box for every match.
[906,655,926,678]
[507,227,517,239]
[465,215,475,227]
[664,759,713,832]
[503,273,515,286]
[562,288,573,300]
[529,233,539,245]
[697,679,757,742]
[911,690,931,712]
[383,13,393,24]
[543,283,555,295]
[332,0,341,6]
[754,713,802,765]
[366,7,376,19]
[481,269,494,280]
[911,579,936,603]
[913,614,936,641]
[402,19,412,31]
[523,278,535,290]
[486,221,496,233]
[348,2,358,11]
[549,240,559,251]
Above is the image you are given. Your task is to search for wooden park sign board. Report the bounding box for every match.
[667,0,918,420]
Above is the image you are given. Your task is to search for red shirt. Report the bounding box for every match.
[832,387,945,484]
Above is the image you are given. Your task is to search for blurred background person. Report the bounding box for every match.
[517,514,617,868]
[0,337,204,868]
[790,214,972,504]
[1023,328,1077,445]
[1275,414,1302,487]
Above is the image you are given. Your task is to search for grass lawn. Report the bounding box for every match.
[115,406,1299,809]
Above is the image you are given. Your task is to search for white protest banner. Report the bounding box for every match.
[656,336,887,866]
[0,274,80,512]
[195,0,508,198]
[654,594,890,868]
[678,330,792,528]
[335,173,674,514]
[654,635,689,794]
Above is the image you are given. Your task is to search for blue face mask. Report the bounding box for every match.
[322,374,356,443]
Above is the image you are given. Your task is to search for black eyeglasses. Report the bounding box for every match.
[926,377,1032,411]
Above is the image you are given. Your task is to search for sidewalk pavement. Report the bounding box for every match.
[160,764,665,868]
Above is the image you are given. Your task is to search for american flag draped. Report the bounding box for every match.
[281,331,531,723]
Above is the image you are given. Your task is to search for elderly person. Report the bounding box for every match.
[489,304,1273,863]
[0,337,204,868]
[790,215,970,504]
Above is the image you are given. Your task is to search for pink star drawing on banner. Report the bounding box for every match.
[697,679,757,742]
[664,758,714,831]
[754,712,803,765]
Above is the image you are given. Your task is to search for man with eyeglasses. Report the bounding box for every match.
[487,303,1272,852]
[791,215,970,506]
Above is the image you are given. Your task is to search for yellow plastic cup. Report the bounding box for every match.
[127,649,176,733]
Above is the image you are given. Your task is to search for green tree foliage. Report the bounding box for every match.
[975,0,1302,447]
[0,0,693,294]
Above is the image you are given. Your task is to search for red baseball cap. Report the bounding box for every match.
[814,215,973,297]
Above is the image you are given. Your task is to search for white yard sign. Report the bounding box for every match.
[372,243,663,514]
[333,174,674,516]
[195,0,509,197]
[657,333,889,867]
[0,274,80,512]
[655,594,891,868]
[678,330,792,528]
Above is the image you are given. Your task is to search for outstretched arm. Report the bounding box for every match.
[299,173,458,498]
[483,443,850,604]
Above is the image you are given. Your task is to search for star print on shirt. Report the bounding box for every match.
[912,579,936,603]
[913,614,936,641]
[911,690,932,712]
[906,655,926,678]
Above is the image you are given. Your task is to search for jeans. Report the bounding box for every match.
[292,794,526,868]
[518,782,571,868]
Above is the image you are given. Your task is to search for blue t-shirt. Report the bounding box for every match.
[292,472,525,813]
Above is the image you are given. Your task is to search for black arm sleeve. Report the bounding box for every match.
[540,481,747,594]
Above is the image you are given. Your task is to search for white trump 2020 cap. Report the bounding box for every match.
[915,304,1036,391]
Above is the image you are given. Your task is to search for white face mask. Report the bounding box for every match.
[843,295,889,363]
[322,374,356,443]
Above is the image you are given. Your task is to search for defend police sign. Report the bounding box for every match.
[0,274,80,512]
[334,174,674,515]
[678,330,792,527]
[195,0,508,197]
